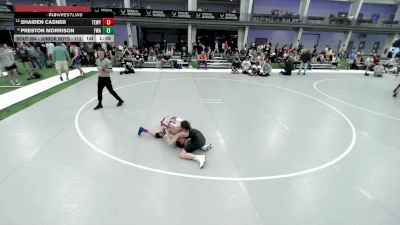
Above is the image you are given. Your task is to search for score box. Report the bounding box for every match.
[102,18,114,26]
[102,26,114,34]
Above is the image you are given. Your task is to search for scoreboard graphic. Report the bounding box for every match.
[14,12,114,42]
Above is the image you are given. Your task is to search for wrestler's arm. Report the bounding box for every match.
[165,130,188,145]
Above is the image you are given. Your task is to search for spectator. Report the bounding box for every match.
[298,49,311,75]
[374,62,384,77]
[325,48,333,61]
[223,41,229,53]
[143,48,149,62]
[251,61,261,76]
[239,47,248,61]
[364,54,374,76]
[114,45,124,66]
[160,51,174,69]
[260,59,272,76]
[120,52,135,74]
[0,44,20,86]
[16,42,32,73]
[385,57,399,74]
[27,43,44,69]
[71,45,84,77]
[197,51,208,70]
[241,56,252,75]
[133,49,144,68]
[231,54,241,74]
[148,47,157,62]
[331,54,339,70]
[280,53,295,75]
[348,48,356,69]
[52,42,71,81]
[181,47,189,62]
[45,42,54,63]
[214,40,219,53]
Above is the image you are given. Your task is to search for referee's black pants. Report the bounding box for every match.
[97,77,122,104]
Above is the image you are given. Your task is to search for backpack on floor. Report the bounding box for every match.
[27,71,42,80]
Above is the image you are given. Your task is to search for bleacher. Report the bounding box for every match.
[382,20,399,27]
[142,59,189,68]
[194,53,230,69]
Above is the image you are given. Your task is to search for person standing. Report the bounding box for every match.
[297,49,311,75]
[52,43,70,81]
[45,42,55,63]
[94,48,124,110]
[393,83,400,97]
[71,45,84,77]
[0,44,20,86]
[15,42,32,73]
[214,40,219,53]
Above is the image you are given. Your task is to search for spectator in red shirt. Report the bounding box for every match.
[197,51,208,70]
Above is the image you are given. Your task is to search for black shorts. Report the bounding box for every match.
[21,57,30,63]
[5,63,17,71]
[184,138,206,153]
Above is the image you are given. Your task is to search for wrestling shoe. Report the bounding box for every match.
[117,100,124,107]
[93,104,103,110]
[201,144,213,151]
[138,127,145,135]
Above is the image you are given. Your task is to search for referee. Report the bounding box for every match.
[94,48,124,110]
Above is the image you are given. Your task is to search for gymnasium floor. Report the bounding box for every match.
[0,69,399,225]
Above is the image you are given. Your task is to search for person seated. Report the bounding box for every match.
[197,51,208,70]
[181,47,189,62]
[239,47,248,61]
[280,53,295,75]
[331,54,339,70]
[269,52,277,63]
[143,48,149,62]
[317,53,326,63]
[132,49,144,68]
[249,51,258,65]
[148,47,157,62]
[241,56,252,75]
[208,48,214,60]
[372,54,380,66]
[364,54,374,76]
[231,55,241,74]
[160,52,174,69]
[115,46,124,67]
[310,56,317,64]
[260,59,272,76]
[120,52,135,75]
[374,62,384,77]
[325,48,333,62]
[351,54,363,70]
[250,61,261,76]
[385,58,399,74]
[166,47,174,56]
[257,52,265,62]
